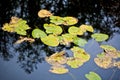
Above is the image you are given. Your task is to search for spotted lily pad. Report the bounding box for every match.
[32,28,47,38]
[73,37,87,47]
[38,9,53,18]
[41,35,59,46]
[91,33,109,42]
[43,23,62,35]
[85,72,102,80]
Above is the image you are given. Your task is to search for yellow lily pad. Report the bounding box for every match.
[38,9,53,18]
[63,17,78,26]
[49,65,69,74]
[46,51,67,65]
[41,35,59,46]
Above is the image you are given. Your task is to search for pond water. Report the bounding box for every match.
[0,0,120,80]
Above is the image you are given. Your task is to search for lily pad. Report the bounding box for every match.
[43,23,62,35]
[85,72,102,80]
[100,45,116,51]
[67,57,83,68]
[46,51,67,65]
[2,17,30,35]
[79,24,94,33]
[73,37,87,47]
[50,16,64,25]
[68,26,83,35]
[91,33,109,42]
[32,28,47,38]
[41,35,59,46]
[63,17,78,26]
[38,9,53,18]
[49,65,69,74]
[71,46,90,62]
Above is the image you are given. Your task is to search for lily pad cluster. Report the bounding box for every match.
[94,45,120,69]
[46,46,90,74]
[2,17,30,35]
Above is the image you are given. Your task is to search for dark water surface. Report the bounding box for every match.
[0,0,120,80]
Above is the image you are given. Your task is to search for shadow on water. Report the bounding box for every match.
[0,0,120,80]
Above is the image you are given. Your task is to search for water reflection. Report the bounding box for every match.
[0,0,120,76]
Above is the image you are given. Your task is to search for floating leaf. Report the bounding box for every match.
[71,46,90,62]
[38,9,53,18]
[49,65,69,74]
[97,52,105,58]
[63,17,78,26]
[46,51,67,65]
[100,45,116,51]
[85,72,102,80]
[43,23,62,35]
[91,33,109,42]
[32,28,47,38]
[41,35,59,46]
[73,37,87,47]
[79,24,94,33]
[94,57,112,69]
[2,17,30,35]
[14,36,35,44]
[113,61,120,69]
[50,16,64,25]
[68,26,83,35]
[67,57,83,68]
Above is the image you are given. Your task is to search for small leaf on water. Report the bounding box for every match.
[32,28,47,38]
[73,37,87,47]
[91,33,109,42]
[38,9,53,18]
[41,35,59,47]
[85,72,102,80]
[43,23,62,35]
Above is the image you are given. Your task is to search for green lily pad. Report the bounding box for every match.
[91,33,109,42]
[67,57,83,68]
[32,28,47,38]
[2,17,30,35]
[71,46,90,62]
[73,37,87,47]
[50,16,64,25]
[43,23,63,35]
[41,35,59,47]
[79,24,94,33]
[85,72,102,80]
[63,17,78,26]
[68,26,83,35]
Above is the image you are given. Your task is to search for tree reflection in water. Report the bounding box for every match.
[0,0,120,74]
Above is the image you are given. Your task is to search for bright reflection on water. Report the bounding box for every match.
[0,0,120,80]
